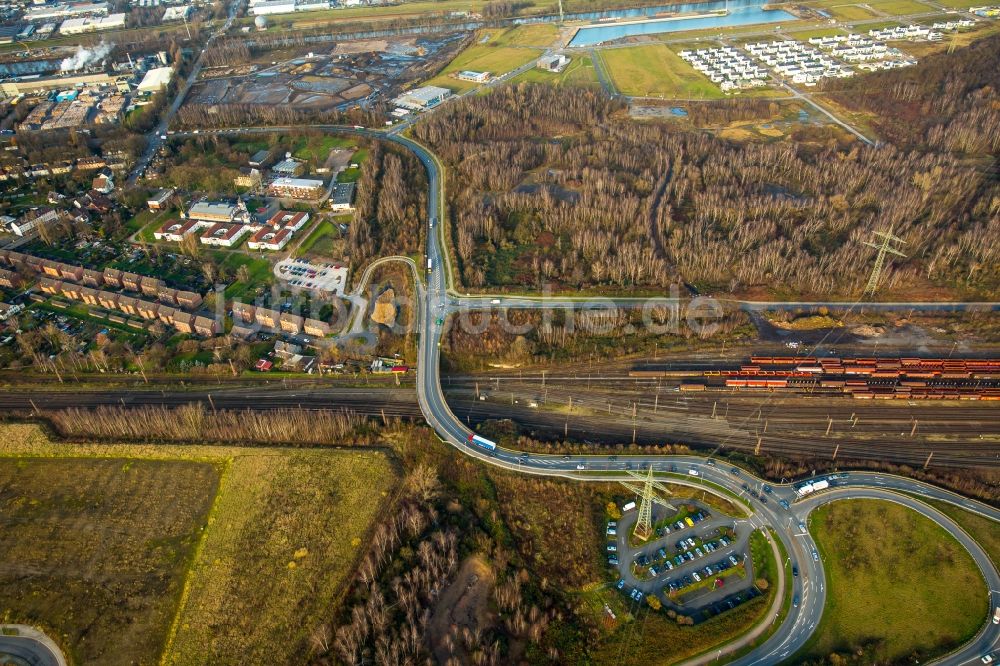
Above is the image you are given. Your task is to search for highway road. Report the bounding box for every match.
[118,119,1000,663]
[388,126,1000,665]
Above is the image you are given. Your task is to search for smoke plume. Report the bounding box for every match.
[60,42,113,72]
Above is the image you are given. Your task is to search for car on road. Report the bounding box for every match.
[688,469,699,476]
[812,550,819,562]
[793,594,799,608]
[616,579,625,589]
[982,655,993,665]
[763,485,773,494]
[731,467,741,475]
[792,565,798,577]
[994,607,1000,625]
[576,463,586,470]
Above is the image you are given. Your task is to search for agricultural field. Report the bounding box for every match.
[600,44,724,99]
[801,499,987,664]
[0,423,397,666]
[423,30,544,92]
[0,453,219,666]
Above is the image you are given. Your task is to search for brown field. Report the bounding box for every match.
[0,454,219,666]
[0,423,397,665]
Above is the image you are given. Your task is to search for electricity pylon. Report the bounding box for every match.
[620,466,676,542]
[862,226,906,297]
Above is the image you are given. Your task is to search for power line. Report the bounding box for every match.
[620,466,676,542]
[862,226,907,297]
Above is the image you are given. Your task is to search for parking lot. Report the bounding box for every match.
[274,258,349,296]
[607,494,759,619]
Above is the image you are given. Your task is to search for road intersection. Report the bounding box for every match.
[129,124,1000,665]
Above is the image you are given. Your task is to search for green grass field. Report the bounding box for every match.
[491,23,559,47]
[827,3,880,20]
[296,219,337,257]
[802,499,987,664]
[867,0,930,14]
[221,254,272,300]
[924,499,1000,573]
[509,55,600,88]
[423,31,543,93]
[601,44,724,99]
[291,134,356,162]
[0,423,397,666]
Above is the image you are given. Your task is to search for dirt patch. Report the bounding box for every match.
[428,555,496,665]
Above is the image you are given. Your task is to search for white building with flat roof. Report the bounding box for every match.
[392,85,451,111]
[59,12,125,34]
[162,5,192,20]
[137,66,174,93]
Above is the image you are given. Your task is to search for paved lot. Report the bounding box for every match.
[275,258,348,296]
[610,500,758,614]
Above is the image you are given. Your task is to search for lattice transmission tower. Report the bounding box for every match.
[862,227,906,297]
[620,466,677,542]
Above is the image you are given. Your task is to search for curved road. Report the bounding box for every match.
[0,626,65,666]
[138,124,1000,665]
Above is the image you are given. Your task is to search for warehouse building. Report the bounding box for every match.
[137,66,174,93]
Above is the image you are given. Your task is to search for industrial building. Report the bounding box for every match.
[392,85,451,111]
[537,54,570,73]
[25,1,108,22]
[268,177,325,199]
[161,5,192,20]
[0,72,118,98]
[330,182,355,212]
[137,66,174,93]
[59,13,126,34]
[187,199,250,224]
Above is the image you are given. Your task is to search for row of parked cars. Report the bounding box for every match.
[665,554,742,592]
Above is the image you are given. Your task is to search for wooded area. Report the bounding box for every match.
[349,142,427,268]
[826,33,1000,155]
[413,79,998,299]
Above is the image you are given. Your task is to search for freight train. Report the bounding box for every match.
[629,357,1000,400]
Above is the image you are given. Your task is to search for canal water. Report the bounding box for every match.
[564,0,794,47]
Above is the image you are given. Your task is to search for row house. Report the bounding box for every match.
[279,312,304,335]
[172,311,194,334]
[194,315,221,337]
[79,286,98,305]
[0,268,19,289]
[82,268,103,287]
[255,307,279,329]
[140,276,160,297]
[232,301,256,324]
[176,290,202,310]
[39,277,62,295]
[118,295,138,316]
[97,290,119,310]
[103,267,123,288]
[136,300,159,320]
[121,272,142,292]
[304,318,331,337]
